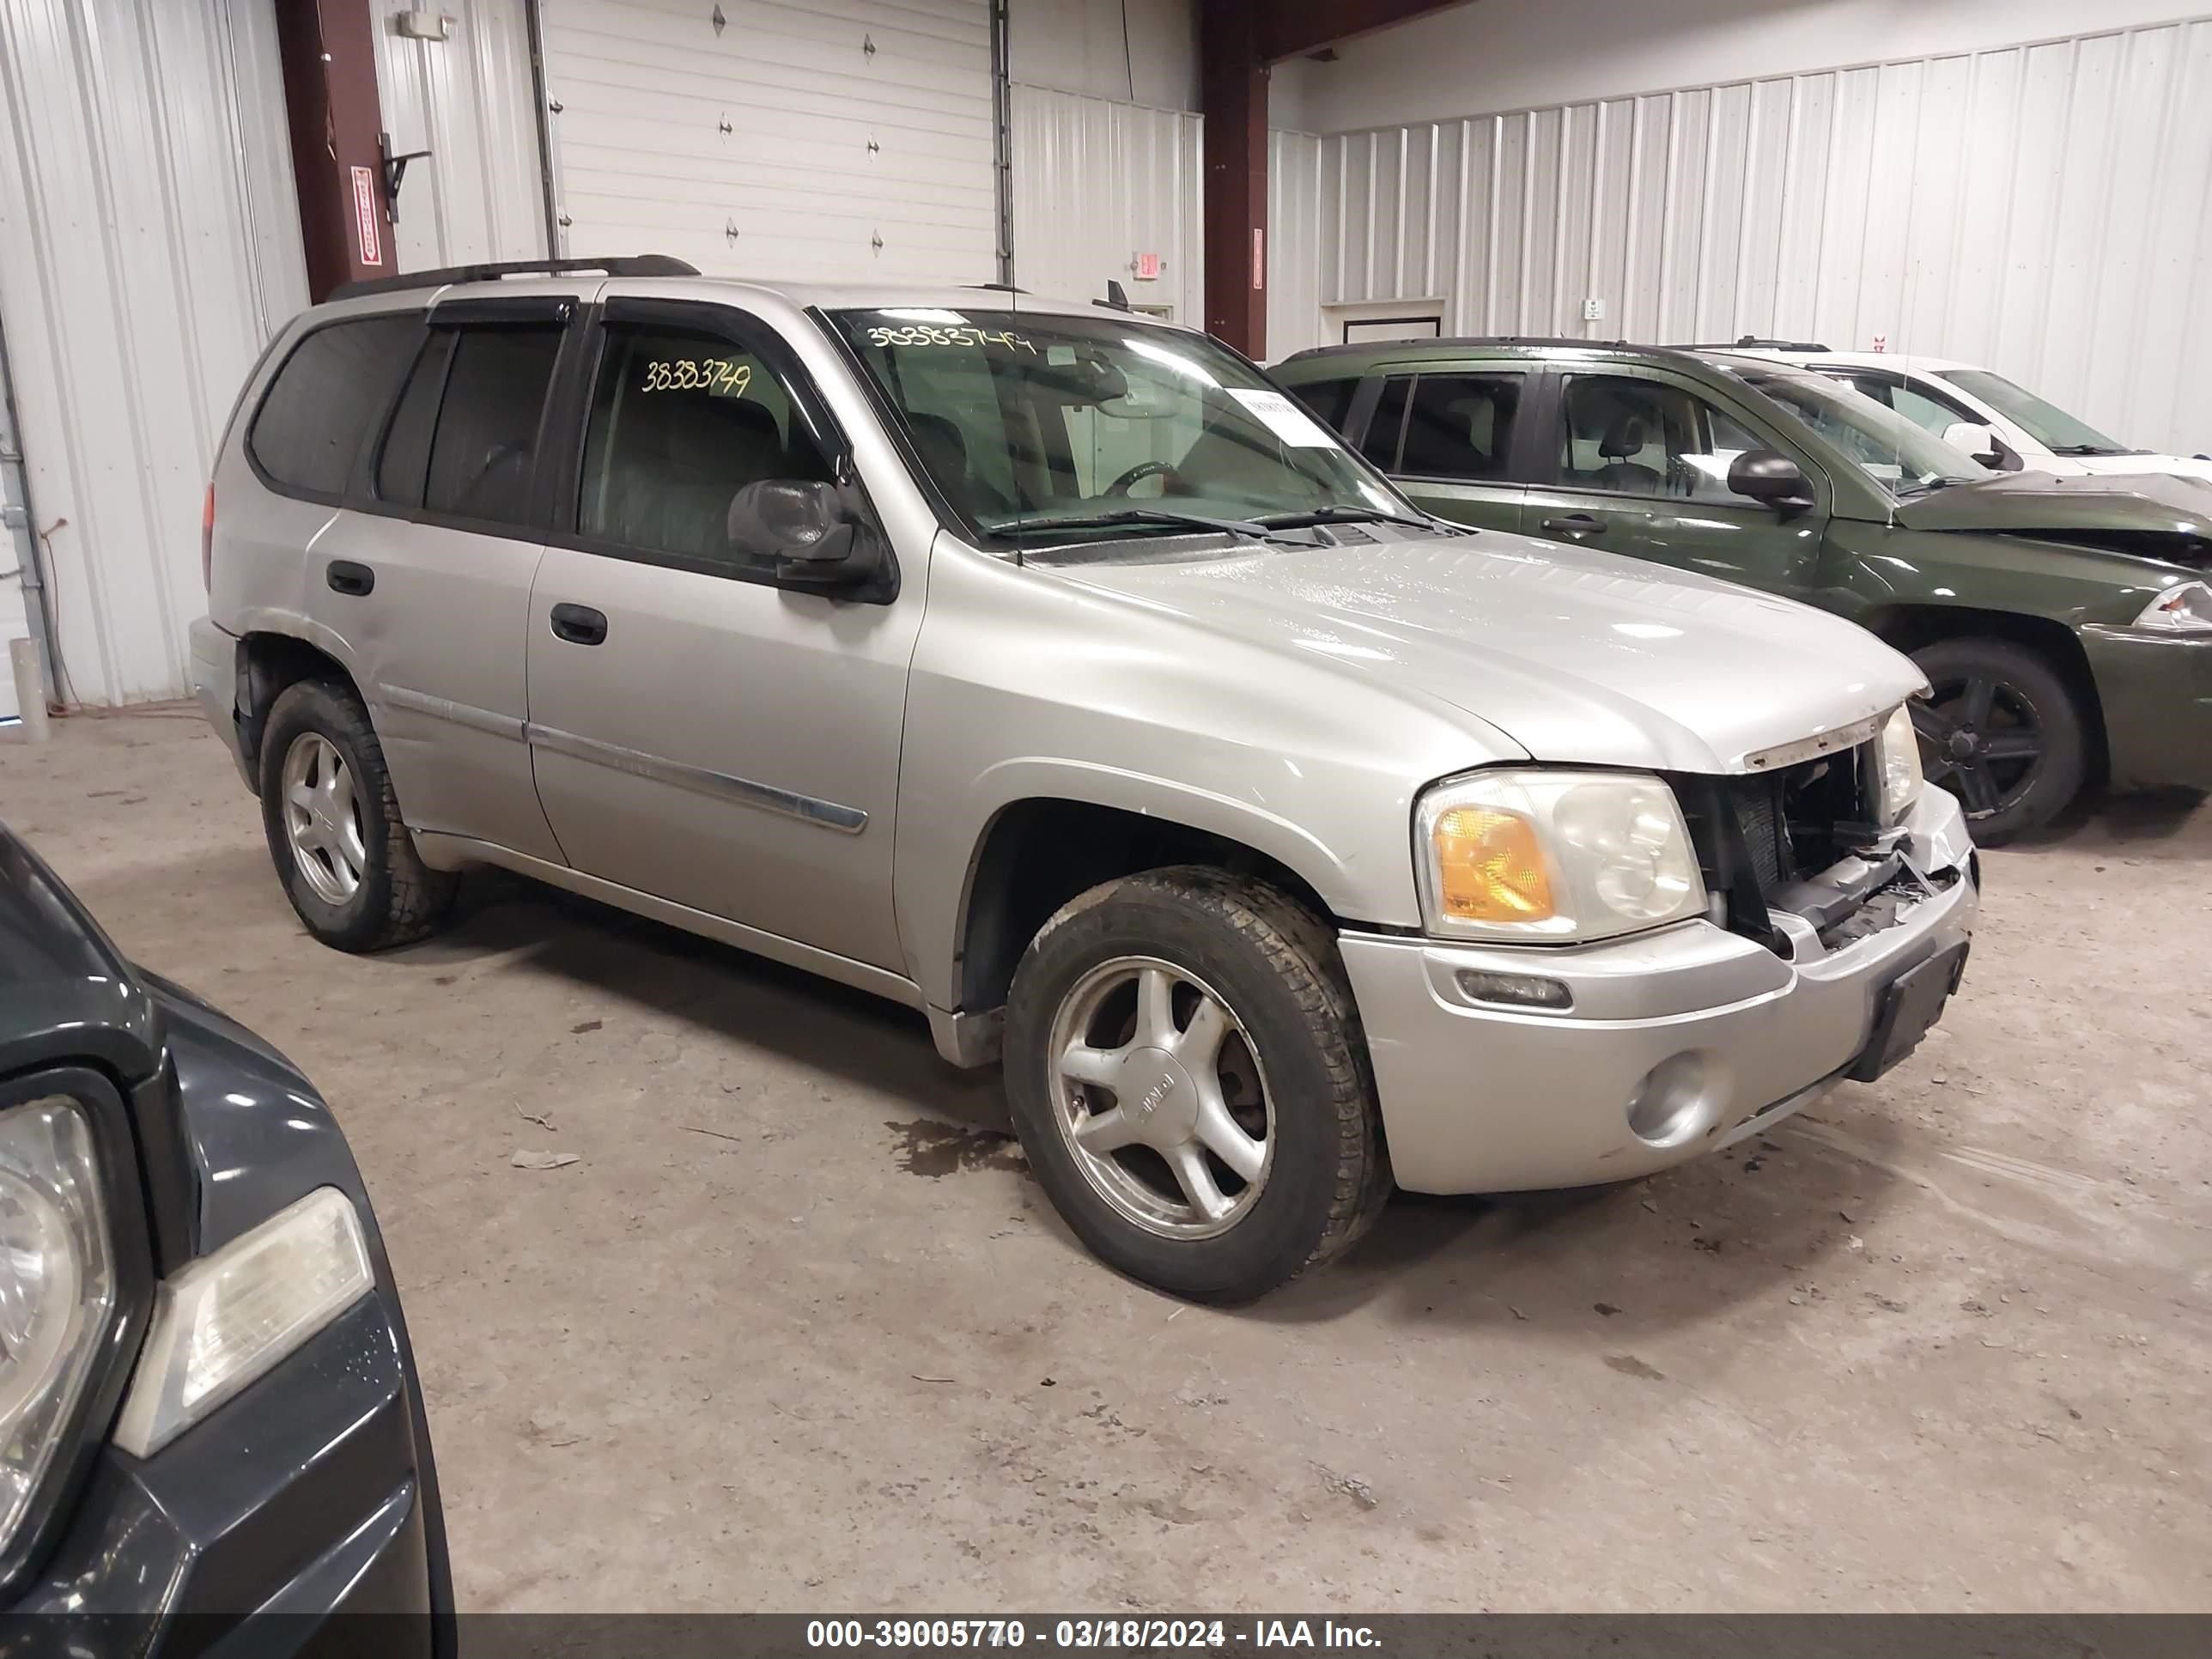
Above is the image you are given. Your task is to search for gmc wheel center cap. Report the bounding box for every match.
[1125,1048,1198,1142]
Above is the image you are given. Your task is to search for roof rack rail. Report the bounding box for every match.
[1690,334,1830,352]
[329,253,699,302]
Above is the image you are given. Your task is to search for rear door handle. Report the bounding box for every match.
[325,559,375,597]
[549,603,608,647]
[1538,513,1604,538]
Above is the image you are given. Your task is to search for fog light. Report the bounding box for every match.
[1626,1052,1715,1146]
[1455,969,1573,1011]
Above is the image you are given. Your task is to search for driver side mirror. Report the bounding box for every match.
[1942,421,2012,469]
[726,479,886,593]
[1726,449,1815,515]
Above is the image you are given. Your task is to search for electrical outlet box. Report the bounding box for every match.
[1583,297,1606,322]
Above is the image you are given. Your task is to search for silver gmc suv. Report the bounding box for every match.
[190,255,1978,1303]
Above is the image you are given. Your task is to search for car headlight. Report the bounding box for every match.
[0,1099,116,1557]
[1875,702,1924,823]
[112,1188,372,1459]
[1413,769,1705,943]
[2134,579,2212,633]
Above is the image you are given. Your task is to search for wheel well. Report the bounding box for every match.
[955,799,1337,1014]
[237,632,359,787]
[1864,605,2109,778]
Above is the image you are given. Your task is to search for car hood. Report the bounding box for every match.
[2063,452,2212,483]
[1048,529,1923,775]
[1892,467,2212,534]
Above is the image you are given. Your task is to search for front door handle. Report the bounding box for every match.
[1539,513,1604,538]
[325,559,375,597]
[549,603,608,647]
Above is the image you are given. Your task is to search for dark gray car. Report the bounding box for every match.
[0,819,451,1644]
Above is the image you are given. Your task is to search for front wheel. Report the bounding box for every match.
[1908,636,2087,845]
[1003,867,1389,1304]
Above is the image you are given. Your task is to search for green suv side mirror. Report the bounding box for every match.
[1727,450,1816,517]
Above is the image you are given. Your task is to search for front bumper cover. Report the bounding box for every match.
[1342,786,1979,1194]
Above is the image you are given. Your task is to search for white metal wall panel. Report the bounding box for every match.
[1306,16,2212,453]
[1267,127,1325,361]
[0,0,307,708]
[539,0,997,283]
[1010,82,1200,318]
[372,0,550,270]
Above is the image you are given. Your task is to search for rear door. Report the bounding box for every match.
[1352,367,1533,534]
[1518,366,1827,597]
[306,294,580,861]
[522,296,919,973]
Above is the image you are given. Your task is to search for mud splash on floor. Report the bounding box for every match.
[885,1118,1026,1178]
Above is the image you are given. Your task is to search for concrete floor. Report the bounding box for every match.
[3,708,2209,1612]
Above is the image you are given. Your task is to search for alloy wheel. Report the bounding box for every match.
[281,732,367,905]
[1046,956,1275,1240]
[1911,672,2045,818]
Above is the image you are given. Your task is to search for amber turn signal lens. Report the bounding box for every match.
[1432,805,1554,922]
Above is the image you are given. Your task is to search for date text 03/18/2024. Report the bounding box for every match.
[804,1620,1382,1650]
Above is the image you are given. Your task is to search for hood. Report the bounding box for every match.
[2066,452,2212,484]
[1893,467,2212,534]
[1047,530,1923,775]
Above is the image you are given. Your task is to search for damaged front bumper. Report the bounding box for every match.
[1340,787,1978,1194]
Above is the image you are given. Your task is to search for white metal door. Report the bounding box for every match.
[536,0,996,283]
[372,0,550,271]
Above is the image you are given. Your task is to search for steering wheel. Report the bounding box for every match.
[1104,459,1176,497]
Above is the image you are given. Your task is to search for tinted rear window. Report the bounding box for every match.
[249,313,422,497]
[422,325,565,526]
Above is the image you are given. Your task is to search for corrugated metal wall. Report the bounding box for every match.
[1304,16,2212,453]
[1266,127,1325,362]
[372,0,549,270]
[1011,83,1202,317]
[0,0,307,708]
[538,0,998,282]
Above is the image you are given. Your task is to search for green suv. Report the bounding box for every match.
[1273,340,2212,841]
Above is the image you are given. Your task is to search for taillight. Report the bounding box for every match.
[201,484,215,591]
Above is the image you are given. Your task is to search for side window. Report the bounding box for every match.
[578,324,833,570]
[1359,375,1413,469]
[418,325,565,526]
[375,331,455,507]
[1890,380,1977,437]
[1287,377,1360,435]
[248,313,421,498]
[1557,375,1764,504]
[1400,374,1522,481]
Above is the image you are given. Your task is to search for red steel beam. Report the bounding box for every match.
[1255,0,1474,64]
[273,0,392,300]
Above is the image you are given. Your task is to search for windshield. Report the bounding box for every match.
[826,307,1419,544]
[1936,368,2133,455]
[1731,367,1991,497]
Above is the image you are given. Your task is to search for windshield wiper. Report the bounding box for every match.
[2049,444,2129,457]
[1256,505,1440,532]
[992,508,1307,546]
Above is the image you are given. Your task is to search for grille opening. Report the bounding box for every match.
[1671,744,1879,952]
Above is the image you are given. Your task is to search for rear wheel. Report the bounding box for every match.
[1004,867,1389,1304]
[258,679,456,951]
[1908,637,2087,845]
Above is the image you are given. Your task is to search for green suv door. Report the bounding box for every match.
[1334,365,1533,535]
[1519,365,1828,596]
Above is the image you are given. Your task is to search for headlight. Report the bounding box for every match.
[1875,702,1924,823]
[0,1099,115,1556]
[1414,769,1705,943]
[2134,579,2212,633]
[112,1188,372,1459]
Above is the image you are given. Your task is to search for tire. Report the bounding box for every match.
[258,679,456,951]
[1909,636,2087,845]
[1003,866,1390,1304]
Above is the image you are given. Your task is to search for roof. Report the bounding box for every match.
[1274,337,1717,374]
[1713,345,1978,374]
[325,255,1180,328]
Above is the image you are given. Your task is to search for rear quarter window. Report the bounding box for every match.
[247,313,422,499]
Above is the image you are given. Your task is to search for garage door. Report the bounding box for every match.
[538,0,998,283]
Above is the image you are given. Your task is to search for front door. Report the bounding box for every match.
[1357,368,1531,534]
[1520,368,1826,597]
[523,299,920,973]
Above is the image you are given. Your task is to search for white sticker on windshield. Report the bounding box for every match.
[1228,388,1343,448]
